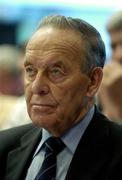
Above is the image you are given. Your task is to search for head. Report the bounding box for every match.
[24,15,105,136]
[107,11,122,65]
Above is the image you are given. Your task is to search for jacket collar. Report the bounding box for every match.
[6,126,42,180]
[65,107,111,179]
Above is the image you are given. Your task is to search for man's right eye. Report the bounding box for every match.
[25,66,37,77]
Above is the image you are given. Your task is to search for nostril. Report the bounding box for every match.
[32,81,50,95]
[39,87,49,95]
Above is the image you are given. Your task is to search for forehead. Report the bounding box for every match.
[26,27,85,55]
[28,27,82,45]
[25,27,86,68]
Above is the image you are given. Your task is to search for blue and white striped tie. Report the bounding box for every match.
[34,137,65,180]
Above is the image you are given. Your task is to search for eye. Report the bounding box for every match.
[50,67,62,77]
[48,67,65,82]
[24,66,37,77]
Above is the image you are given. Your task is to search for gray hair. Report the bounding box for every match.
[37,15,106,74]
[107,11,122,33]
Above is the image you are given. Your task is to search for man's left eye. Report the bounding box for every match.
[51,68,63,76]
[49,67,64,81]
[51,68,62,75]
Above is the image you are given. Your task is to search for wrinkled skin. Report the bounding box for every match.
[24,27,103,136]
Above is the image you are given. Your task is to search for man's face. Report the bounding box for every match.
[24,27,91,136]
[110,30,122,65]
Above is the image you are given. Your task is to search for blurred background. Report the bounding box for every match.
[0,0,122,61]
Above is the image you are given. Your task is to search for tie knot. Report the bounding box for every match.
[44,136,65,155]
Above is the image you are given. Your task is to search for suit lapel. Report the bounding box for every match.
[65,109,111,180]
[6,126,42,180]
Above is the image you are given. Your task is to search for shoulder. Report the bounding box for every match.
[0,123,34,137]
[94,107,122,144]
[0,124,36,151]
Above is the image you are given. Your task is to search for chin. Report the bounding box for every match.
[31,116,56,129]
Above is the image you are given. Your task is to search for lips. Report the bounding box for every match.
[33,104,53,110]
[31,102,57,109]
[31,102,57,107]
[31,102,57,115]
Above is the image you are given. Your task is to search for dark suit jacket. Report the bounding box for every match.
[0,108,122,180]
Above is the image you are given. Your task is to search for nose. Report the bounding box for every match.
[31,73,50,95]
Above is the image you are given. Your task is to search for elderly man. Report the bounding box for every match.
[0,15,122,180]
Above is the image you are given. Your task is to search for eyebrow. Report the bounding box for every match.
[24,58,64,70]
[24,60,32,67]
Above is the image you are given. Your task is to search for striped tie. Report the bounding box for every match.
[34,137,65,180]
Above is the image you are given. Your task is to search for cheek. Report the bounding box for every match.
[69,85,86,107]
[67,77,88,99]
[51,84,72,104]
[52,84,87,125]
[52,79,88,110]
[24,82,32,107]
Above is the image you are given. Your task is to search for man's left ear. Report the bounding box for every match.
[87,67,103,97]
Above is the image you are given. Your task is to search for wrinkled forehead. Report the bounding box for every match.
[26,27,86,61]
[26,27,84,50]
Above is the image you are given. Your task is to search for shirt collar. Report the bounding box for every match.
[34,129,51,157]
[34,106,94,156]
[61,106,94,154]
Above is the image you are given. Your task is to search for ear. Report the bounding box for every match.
[87,67,103,98]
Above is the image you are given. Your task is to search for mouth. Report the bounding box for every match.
[31,103,57,115]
